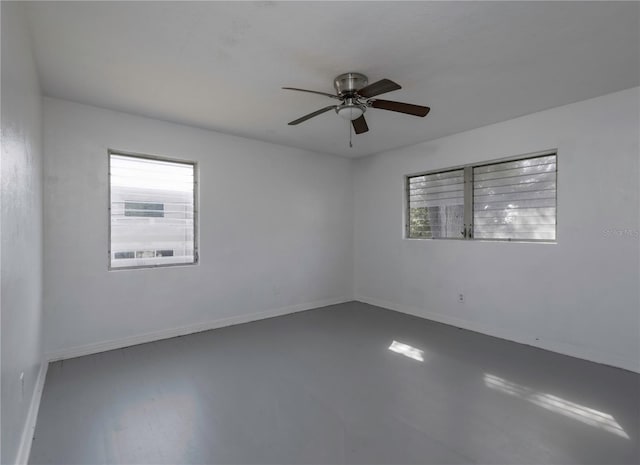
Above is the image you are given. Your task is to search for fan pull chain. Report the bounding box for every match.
[349,119,353,148]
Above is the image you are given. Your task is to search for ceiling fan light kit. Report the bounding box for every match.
[283,72,430,140]
[336,100,365,121]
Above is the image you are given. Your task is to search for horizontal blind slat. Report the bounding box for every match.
[473,172,556,188]
[409,185,465,195]
[473,163,556,181]
[473,207,556,218]
[475,224,556,232]
[473,155,556,174]
[411,200,465,208]
[474,181,556,196]
[474,232,556,240]
[474,190,556,203]
[475,198,556,210]
[409,169,464,183]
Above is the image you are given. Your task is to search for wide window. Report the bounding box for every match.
[109,152,197,269]
[406,152,557,242]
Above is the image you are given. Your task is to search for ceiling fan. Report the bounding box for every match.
[282,73,430,135]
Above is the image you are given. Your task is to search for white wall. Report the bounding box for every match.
[354,87,640,373]
[1,2,45,463]
[43,98,353,357]
[43,89,639,372]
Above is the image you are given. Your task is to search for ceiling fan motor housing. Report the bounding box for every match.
[334,73,368,96]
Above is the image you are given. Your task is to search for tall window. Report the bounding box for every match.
[407,169,464,239]
[109,152,197,269]
[407,152,557,242]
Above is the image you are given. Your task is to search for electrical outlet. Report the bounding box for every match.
[458,293,464,303]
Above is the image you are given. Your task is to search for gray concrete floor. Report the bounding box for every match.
[30,302,639,464]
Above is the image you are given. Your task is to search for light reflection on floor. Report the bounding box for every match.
[484,373,629,439]
[389,340,424,362]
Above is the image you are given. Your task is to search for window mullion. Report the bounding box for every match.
[463,166,473,239]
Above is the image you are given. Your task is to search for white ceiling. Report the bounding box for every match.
[26,1,639,158]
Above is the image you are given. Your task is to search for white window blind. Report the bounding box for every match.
[109,153,197,269]
[473,154,556,241]
[407,169,464,239]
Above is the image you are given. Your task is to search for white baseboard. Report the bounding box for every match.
[45,297,351,362]
[15,361,48,465]
[355,295,640,374]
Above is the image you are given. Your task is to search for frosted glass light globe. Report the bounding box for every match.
[337,106,364,121]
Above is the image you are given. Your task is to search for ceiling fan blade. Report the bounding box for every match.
[371,99,430,117]
[282,87,340,99]
[352,115,369,134]
[288,105,337,125]
[357,79,401,98]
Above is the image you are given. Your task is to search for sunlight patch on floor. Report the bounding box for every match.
[389,340,424,362]
[484,374,629,439]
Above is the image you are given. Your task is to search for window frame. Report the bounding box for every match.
[107,149,199,271]
[404,149,557,243]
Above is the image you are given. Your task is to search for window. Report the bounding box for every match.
[407,169,464,239]
[406,152,557,242]
[109,152,197,269]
